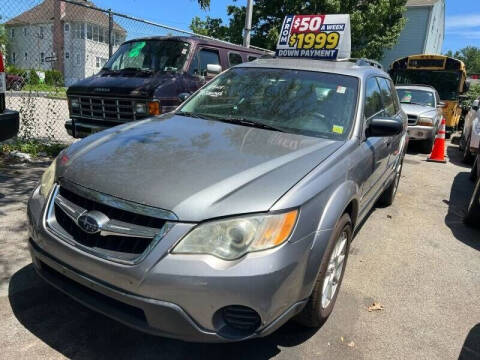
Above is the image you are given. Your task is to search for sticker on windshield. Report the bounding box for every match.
[401,92,412,103]
[128,42,146,58]
[332,125,344,134]
[336,86,346,94]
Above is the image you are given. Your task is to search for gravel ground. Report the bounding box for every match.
[0,140,479,360]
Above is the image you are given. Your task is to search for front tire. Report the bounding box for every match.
[464,178,480,227]
[420,137,434,154]
[296,213,352,328]
[462,135,474,164]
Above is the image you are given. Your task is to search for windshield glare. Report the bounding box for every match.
[104,40,190,73]
[179,68,358,139]
[397,89,435,107]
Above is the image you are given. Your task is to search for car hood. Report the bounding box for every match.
[66,72,178,98]
[59,115,343,221]
[400,103,437,117]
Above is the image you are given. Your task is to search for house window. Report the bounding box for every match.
[24,27,27,36]
[40,26,44,39]
[41,52,45,63]
[12,52,16,64]
[96,56,100,67]
[98,27,104,43]
[76,54,81,65]
[87,24,92,40]
[93,25,99,42]
[10,28,15,38]
[73,23,85,39]
[65,52,70,59]
[24,52,28,61]
[64,23,70,32]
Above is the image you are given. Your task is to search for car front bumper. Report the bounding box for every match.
[407,125,436,141]
[27,186,328,342]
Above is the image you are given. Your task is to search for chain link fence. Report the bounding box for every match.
[1,0,193,144]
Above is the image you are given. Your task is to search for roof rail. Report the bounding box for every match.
[337,58,384,70]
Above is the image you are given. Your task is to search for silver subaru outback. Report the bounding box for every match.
[27,58,407,342]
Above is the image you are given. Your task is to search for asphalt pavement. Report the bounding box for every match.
[0,140,479,360]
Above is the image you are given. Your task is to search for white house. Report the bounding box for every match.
[381,0,445,68]
[5,0,126,86]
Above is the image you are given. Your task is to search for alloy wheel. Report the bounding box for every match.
[321,231,348,309]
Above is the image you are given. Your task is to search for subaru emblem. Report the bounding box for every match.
[77,211,109,234]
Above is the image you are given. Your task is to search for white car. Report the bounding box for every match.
[460,98,480,163]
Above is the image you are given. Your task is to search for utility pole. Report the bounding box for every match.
[243,0,253,47]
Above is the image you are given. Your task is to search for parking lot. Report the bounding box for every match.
[0,140,479,360]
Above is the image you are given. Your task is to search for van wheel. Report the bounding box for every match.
[462,135,474,164]
[296,213,352,328]
[378,155,404,207]
[464,178,480,227]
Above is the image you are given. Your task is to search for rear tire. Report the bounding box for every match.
[296,213,352,328]
[464,178,480,227]
[378,154,404,207]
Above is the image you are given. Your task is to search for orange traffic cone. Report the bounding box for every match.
[427,117,447,163]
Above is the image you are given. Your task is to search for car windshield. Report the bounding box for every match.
[178,67,359,139]
[397,89,435,107]
[103,40,190,73]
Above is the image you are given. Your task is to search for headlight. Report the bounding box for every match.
[70,98,80,108]
[39,160,57,197]
[135,102,147,114]
[417,117,434,126]
[172,210,298,260]
[135,101,161,115]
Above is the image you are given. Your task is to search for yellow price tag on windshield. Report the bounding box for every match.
[332,125,344,134]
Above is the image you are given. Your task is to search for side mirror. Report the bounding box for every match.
[368,118,403,137]
[472,99,479,111]
[437,102,446,108]
[178,92,190,102]
[206,64,222,76]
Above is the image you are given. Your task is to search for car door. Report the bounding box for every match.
[360,77,391,208]
[187,47,222,93]
[377,77,405,172]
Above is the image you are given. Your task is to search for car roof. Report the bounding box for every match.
[395,84,437,93]
[122,35,266,55]
[236,57,389,79]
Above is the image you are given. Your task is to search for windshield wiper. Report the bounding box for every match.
[176,111,219,121]
[213,116,286,132]
[400,101,426,106]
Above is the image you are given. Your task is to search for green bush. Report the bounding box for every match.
[6,65,27,77]
[28,69,40,85]
[45,70,63,86]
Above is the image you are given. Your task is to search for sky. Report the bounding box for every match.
[5,0,480,53]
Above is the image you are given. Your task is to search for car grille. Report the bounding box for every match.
[407,114,418,126]
[46,184,172,264]
[69,96,149,123]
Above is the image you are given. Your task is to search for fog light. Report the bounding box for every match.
[213,305,261,338]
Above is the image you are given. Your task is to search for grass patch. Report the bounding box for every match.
[1,140,67,158]
[23,84,67,98]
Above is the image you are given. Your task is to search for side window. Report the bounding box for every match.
[364,77,384,120]
[377,77,396,117]
[229,53,243,66]
[189,49,220,76]
[248,56,258,62]
[388,79,401,113]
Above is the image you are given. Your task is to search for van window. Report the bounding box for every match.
[377,77,396,117]
[364,78,384,120]
[229,53,243,66]
[189,49,221,76]
[248,56,258,62]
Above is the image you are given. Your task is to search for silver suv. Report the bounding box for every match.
[396,85,443,153]
[28,58,407,342]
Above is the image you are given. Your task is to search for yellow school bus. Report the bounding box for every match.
[389,54,468,136]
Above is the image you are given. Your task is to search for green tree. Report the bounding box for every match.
[0,16,8,55]
[190,0,408,60]
[445,46,480,75]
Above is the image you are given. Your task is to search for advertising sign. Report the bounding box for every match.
[276,14,351,60]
